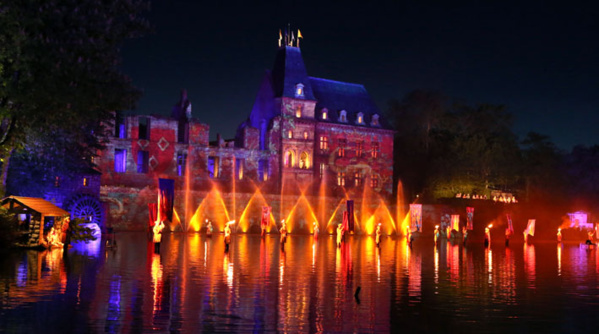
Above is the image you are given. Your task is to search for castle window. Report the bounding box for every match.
[337,172,345,186]
[208,156,220,178]
[284,151,294,168]
[354,172,362,187]
[370,174,379,188]
[299,152,310,169]
[138,117,150,140]
[295,105,302,118]
[356,112,364,125]
[295,83,305,98]
[371,142,380,159]
[319,136,329,151]
[356,141,363,157]
[371,114,380,126]
[137,150,149,173]
[54,176,60,187]
[303,131,308,140]
[319,163,326,178]
[322,108,328,120]
[339,110,347,123]
[258,159,269,181]
[236,158,244,180]
[177,152,187,176]
[178,120,189,144]
[288,130,293,139]
[83,177,89,187]
[115,112,126,138]
[114,149,127,173]
[338,138,347,157]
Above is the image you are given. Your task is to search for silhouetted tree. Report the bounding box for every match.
[0,0,149,196]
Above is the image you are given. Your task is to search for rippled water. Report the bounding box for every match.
[1,232,598,333]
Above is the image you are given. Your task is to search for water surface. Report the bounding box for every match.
[1,233,598,333]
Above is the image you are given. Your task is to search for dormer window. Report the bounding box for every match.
[295,83,305,98]
[339,110,347,123]
[356,112,364,125]
[371,114,380,126]
[322,108,328,120]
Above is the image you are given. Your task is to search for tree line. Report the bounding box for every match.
[386,90,599,217]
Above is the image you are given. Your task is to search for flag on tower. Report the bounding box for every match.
[298,29,303,39]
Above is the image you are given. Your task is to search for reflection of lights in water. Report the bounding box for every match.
[224,255,234,289]
[16,261,27,287]
[204,241,208,269]
[151,254,163,315]
[71,237,102,258]
[377,248,381,282]
[557,245,562,276]
[312,243,316,268]
[279,256,284,286]
[524,244,536,288]
[487,249,493,284]
[434,246,439,286]
[107,276,121,321]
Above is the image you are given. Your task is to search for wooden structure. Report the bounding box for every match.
[1,196,70,247]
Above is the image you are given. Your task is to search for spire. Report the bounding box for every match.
[278,25,303,48]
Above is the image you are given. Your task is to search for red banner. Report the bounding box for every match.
[466,207,474,230]
[261,206,271,229]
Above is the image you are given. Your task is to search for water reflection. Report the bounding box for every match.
[1,234,599,333]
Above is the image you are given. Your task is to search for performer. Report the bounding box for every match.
[505,227,512,247]
[261,222,266,238]
[224,222,231,252]
[462,226,468,246]
[523,231,528,243]
[484,226,491,247]
[585,230,594,247]
[206,219,213,237]
[280,219,288,245]
[557,228,562,243]
[153,220,165,253]
[406,226,413,247]
[313,222,319,239]
[336,223,344,247]
[434,225,440,244]
[375,223,382,247]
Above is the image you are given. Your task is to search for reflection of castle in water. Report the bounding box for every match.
[96,40,394,232]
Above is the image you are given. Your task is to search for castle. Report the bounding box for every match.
[95,38,395,232]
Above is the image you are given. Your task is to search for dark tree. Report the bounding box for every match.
[387,90,522,201]
[0,0,149,196]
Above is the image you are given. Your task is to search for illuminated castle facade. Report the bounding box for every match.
[96,43,394,231]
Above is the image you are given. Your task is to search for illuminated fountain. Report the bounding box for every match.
[169,169,401,235]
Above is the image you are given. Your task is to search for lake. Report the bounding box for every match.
[1,232,598,333]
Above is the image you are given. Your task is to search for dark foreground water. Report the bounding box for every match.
[1,232,598,333]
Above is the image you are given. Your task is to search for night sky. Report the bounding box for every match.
[121,1,598,150]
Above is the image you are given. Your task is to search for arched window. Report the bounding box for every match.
[321,108,328,120]
[299,151,310,169]
[287,130,293,139]
[284,151,294,168]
